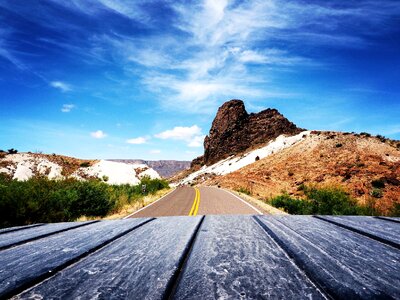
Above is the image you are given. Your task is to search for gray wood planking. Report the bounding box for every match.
[0,224,44,235]
[376,216,400,223]
[172,215,325,299]
[256,215,400,299]
[315,215,400,248]
[0,215,398,299]
[0,219,151,299]
[16,216,203,300]
[0,221,97,250]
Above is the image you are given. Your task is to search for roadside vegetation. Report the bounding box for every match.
[268,185,399,216]
[0,174,169,228]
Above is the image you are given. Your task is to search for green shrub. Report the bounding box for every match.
[0,176,169,228]
[80,162,90,168]
[304,186,358,215]
[237,187,251,195]
[7,148,18,154]
[391,203,400,217]
[269,185,359,215]
[270,194,306,214]
[360,132,371,137]
[370,188,383,198]
[139,176,169,194]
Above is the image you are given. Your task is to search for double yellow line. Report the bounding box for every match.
[188,187,200,216]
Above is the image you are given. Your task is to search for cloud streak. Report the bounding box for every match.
[91,130,107,139]
[85,0,399,113]
[155,125,204,147]
[50,81,72,92]
[126,137,148,144]
[61,104,75,112]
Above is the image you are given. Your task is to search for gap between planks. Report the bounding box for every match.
[164,215,206,300]
[252,216,333,300]
[313,216,400,250]
[5,218,155,300]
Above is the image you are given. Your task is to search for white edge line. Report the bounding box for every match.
[123,188,176,219]
[217,187,263,214]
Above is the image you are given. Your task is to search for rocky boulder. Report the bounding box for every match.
[202,99,304,165]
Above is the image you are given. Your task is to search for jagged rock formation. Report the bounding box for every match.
[109,160,191,178]
[200,99,303,166]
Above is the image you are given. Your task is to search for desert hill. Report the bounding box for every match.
[209,131,400,215]
[176,99,400,215]
[0,152,160,185]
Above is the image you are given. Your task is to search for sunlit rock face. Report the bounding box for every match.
[202,99,304,165]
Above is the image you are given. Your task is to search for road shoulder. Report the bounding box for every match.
[227,189,287,215]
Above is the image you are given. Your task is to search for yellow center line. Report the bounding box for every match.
[193,188,200,216]
[188,187,200,216]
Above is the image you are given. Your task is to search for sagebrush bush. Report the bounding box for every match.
[0,175,169,228]
[269,185,364,215]
[270,194,307,214]
[237,187,251,195]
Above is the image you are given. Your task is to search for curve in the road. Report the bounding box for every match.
[128,186,261,218]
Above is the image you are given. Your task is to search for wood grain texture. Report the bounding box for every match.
[0,219,150,299]
[0,216,398,299]
[16,217,203,300]
[173,215,325,299]
[315,215,400,248]
[0,221,96,250]
[256,215,400,299]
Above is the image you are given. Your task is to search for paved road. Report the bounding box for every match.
[130,186,261,218]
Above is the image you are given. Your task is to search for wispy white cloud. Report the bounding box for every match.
[91,130,107,139]
[3,0,400,115]
[126,136,148,144]
[50,81,72,92]
[61,104,75,113]
[155,125,204,147]
[188,135,205,148]
[150,149,161,154]
[92,0,333,111]
[0,28,28,70]
[155,125,201,140]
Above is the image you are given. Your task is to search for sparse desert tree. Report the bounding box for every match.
[7,148,18,154]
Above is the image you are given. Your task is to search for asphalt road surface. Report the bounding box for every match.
[129,186,261,218]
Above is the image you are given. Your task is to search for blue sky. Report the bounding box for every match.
[0,0,399,160]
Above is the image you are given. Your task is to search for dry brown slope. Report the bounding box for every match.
[209,131,400,215]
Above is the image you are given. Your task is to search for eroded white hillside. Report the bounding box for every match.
[179,131,310,185]
[0,154,160,184]
[73,160,160,185]
[0,153,63,180]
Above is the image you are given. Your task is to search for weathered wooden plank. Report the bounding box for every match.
[16,216,203,300]
[0,221,97,250]
[173,215,325,299]
[0,223,44,235]
[315,215,400,248]
[256,215,400,299]
[376,216,400,224]
[0,219,151,299]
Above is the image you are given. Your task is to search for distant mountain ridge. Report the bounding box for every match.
[108,159,191,178]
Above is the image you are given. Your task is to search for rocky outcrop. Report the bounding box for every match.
[202,99,304,165]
